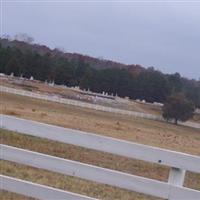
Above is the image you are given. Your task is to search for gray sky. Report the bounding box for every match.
[1,0,200,79]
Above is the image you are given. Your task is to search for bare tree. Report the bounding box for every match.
[14,33,34,44]
[2,34,12,40]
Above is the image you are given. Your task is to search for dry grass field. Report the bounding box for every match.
[1,91,200,199]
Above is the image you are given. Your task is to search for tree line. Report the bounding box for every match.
[0,43,199,108]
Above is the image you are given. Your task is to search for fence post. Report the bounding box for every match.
[167,167,186,200]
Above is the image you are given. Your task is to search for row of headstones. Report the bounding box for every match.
[7,73,165,107]
[58,84,117,98]
[8,73,136,102]
[8,73,154,104]
[136,98,163,106]
[81,88,117,97]
[9,72,35,81]
[8,73,116,97]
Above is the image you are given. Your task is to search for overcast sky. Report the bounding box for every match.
[1,0,200,79]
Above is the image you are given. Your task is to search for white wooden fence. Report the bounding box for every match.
[0,114,200,200]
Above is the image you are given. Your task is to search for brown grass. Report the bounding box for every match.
[0,191,36,200]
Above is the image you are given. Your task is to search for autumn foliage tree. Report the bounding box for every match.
[162,93,195,124]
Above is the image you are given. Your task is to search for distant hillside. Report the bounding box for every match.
[0,38,145,74]
[0,37,199,108]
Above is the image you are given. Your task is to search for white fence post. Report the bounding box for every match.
[167,167,186,200]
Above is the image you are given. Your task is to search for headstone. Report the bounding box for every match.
[49,81,55,86]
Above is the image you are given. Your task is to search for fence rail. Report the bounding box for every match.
[1,175,98,200]
[1,114,200,199]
